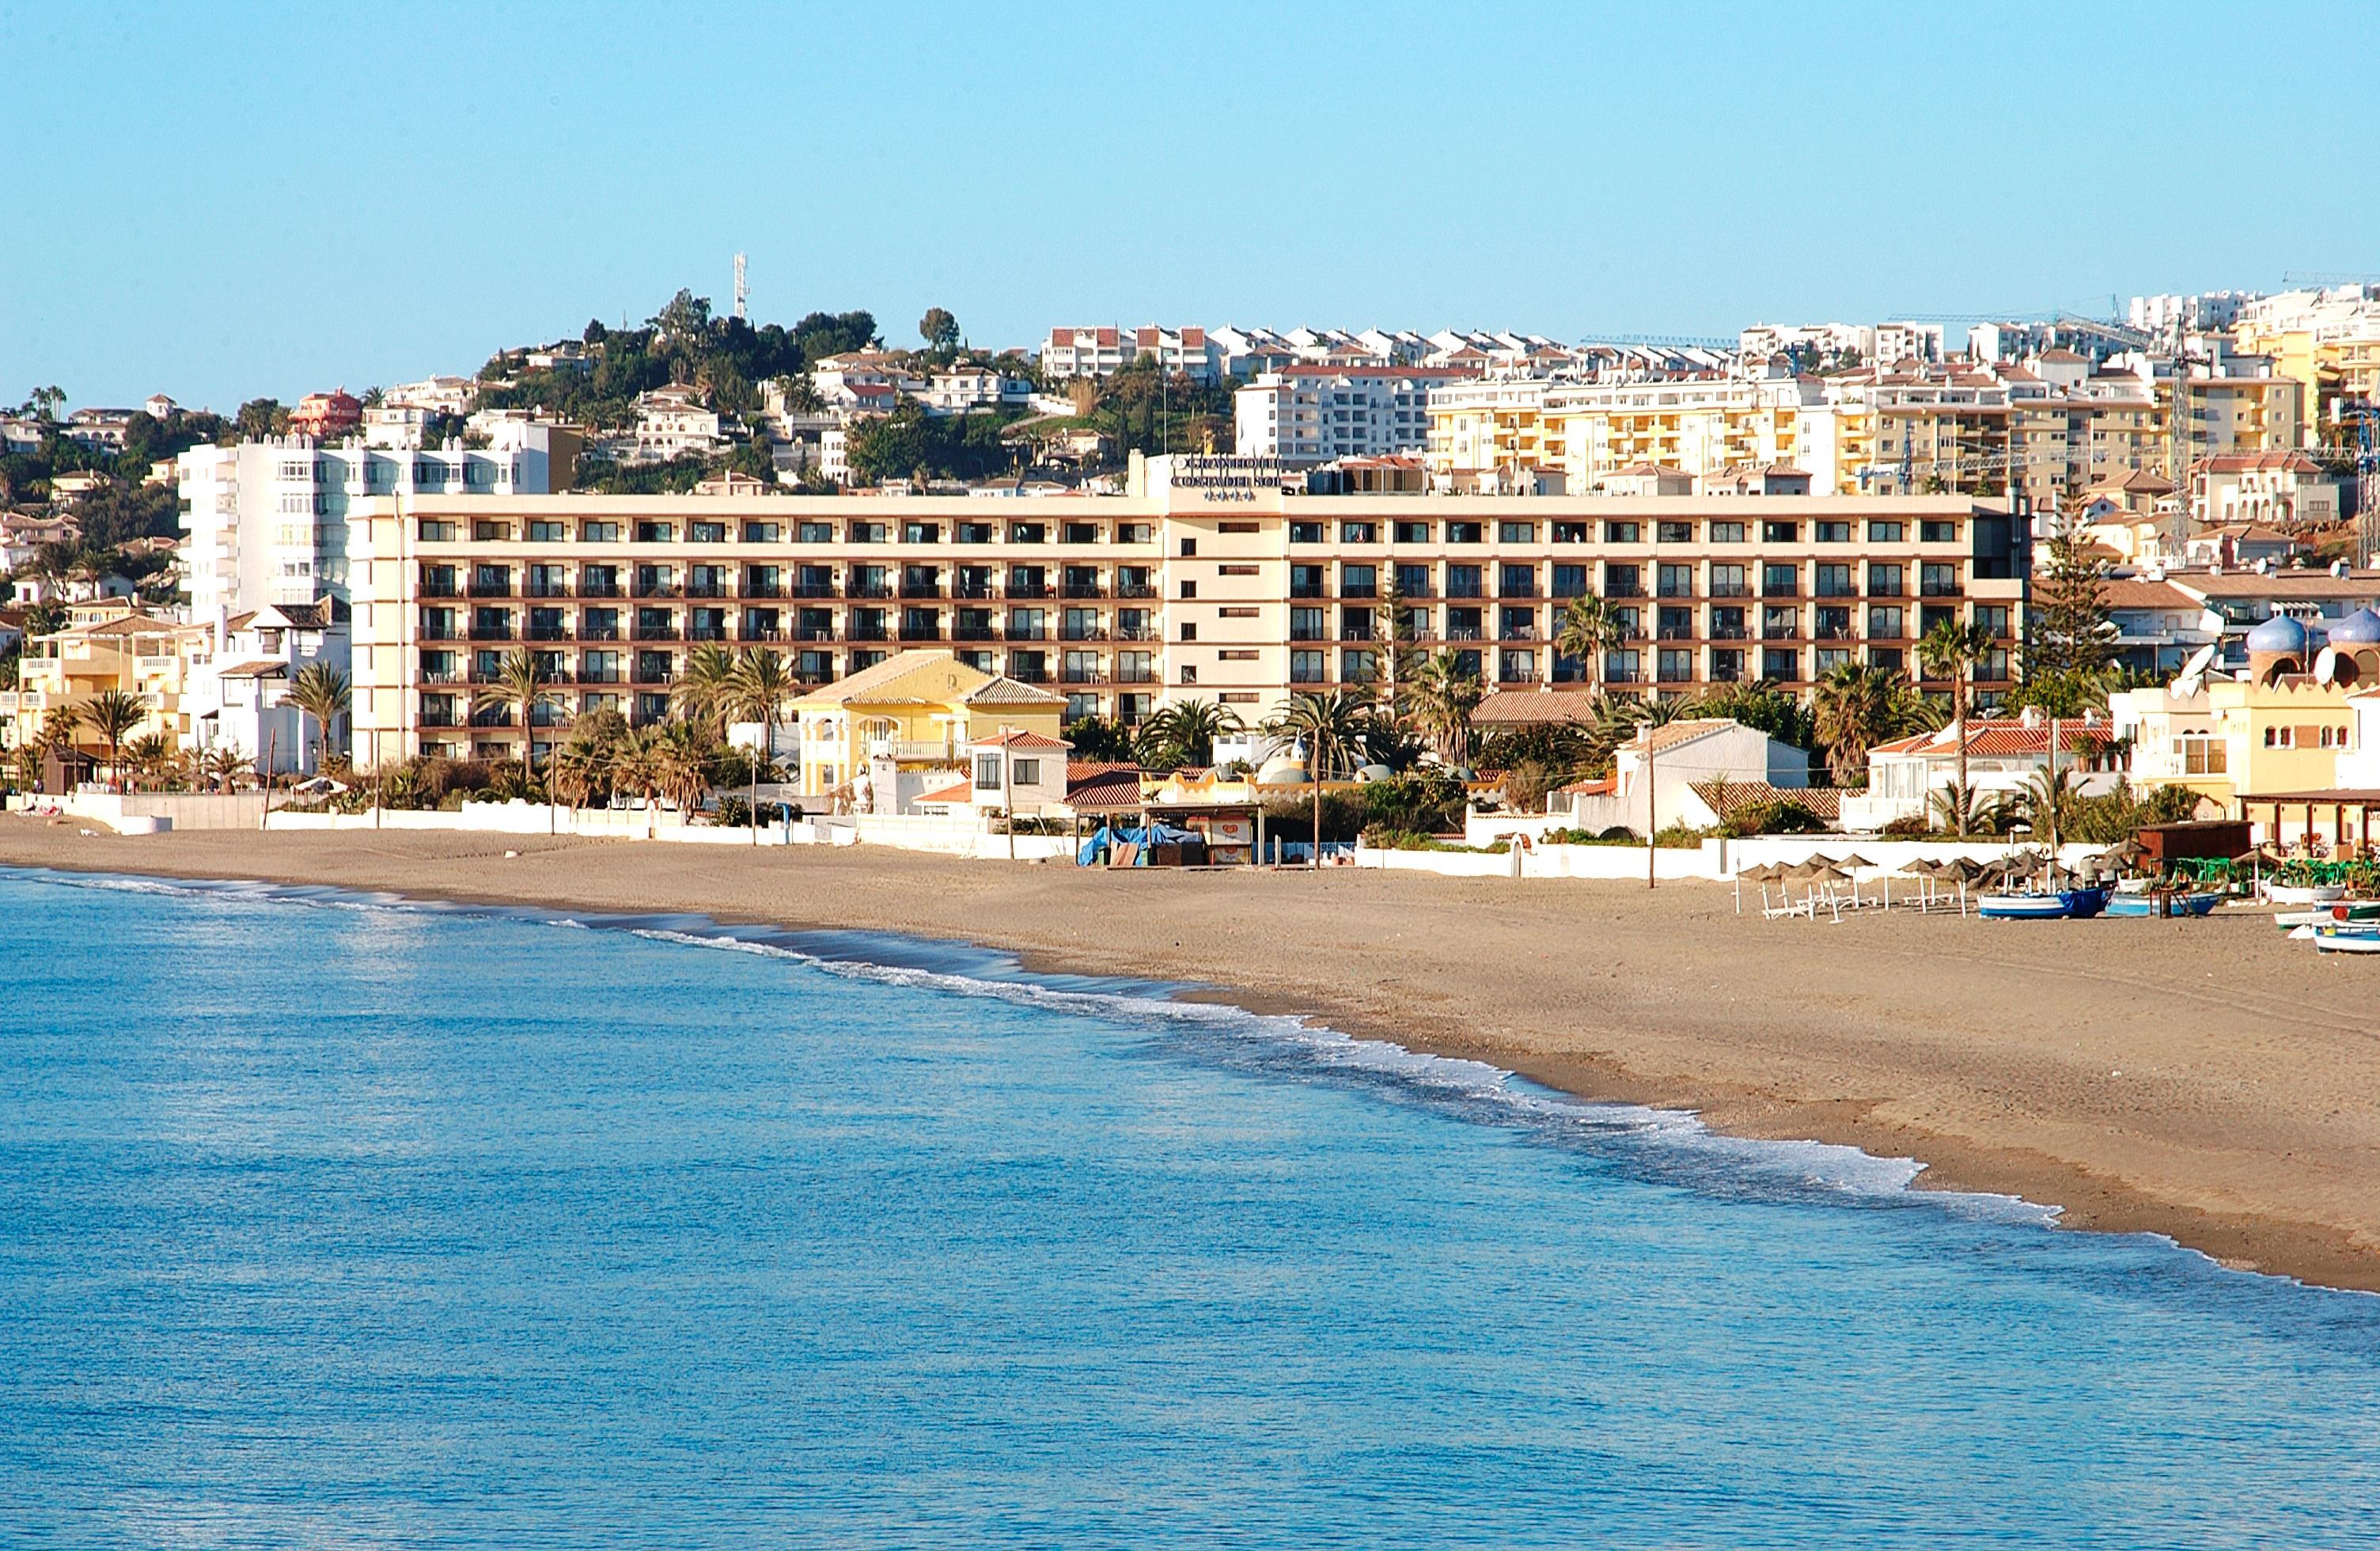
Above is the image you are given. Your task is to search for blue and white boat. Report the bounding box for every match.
[2104,890,2223,919]
[1977,886,2111,921]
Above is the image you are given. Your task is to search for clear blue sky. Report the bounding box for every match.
[5,1,2373,411]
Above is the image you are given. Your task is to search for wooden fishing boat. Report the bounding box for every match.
[1977,886,2111,921]
[2104,890,2223,919]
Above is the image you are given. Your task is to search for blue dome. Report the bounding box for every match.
[2245,615,2310,654]
[2328,608,2380,645]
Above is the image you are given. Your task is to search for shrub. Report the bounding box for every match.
[714,794,754,828]
[1718,798,1825,839]
[1881,813,1930,838]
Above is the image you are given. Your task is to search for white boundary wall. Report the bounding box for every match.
[1356,835,2111,882]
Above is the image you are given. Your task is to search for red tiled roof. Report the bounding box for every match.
[1869,720,2119,758]
[1066,761,1145,811]
[918,780,972,805]
[1689,780,1843,822]
[972,729,1070,749]
[1472,689,1600,726]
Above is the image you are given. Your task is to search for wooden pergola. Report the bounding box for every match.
[2241,790,2380,855]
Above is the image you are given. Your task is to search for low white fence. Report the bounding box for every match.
[1357,834,2110,883]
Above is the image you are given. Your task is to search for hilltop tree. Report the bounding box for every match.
[650,288,714,341]
[236,398,286,439]
[919,307,961,352]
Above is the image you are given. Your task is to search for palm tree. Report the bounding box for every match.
[672,642,740,737]
[1555,591,1624,695]
[284,662,351,772]
[122,731,180,791]
[198,741,251,794]
[472,647,552,772]
[32,701,84,791]
[1917,619,1994,834]
[654,722,711,818]
[1268,687,1377,867]
[1406,650,1484,768]
[83,689,146,791]
[1135,697,1241,770]
[548,737,604,818]
[1810,662,1936,787]
[614,726,665,837]
[727,647,796,844]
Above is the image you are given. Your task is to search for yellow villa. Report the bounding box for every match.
[790,648,1065,811]
[4,602,200,779]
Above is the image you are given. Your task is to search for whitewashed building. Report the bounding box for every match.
[1236,365,1475,466]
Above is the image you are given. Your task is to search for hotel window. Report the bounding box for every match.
[1342,564,1378,597]
[1869,605,1905,640]
[1657,563,1695,597]
[1920,563,1960,597]
[845,521,884,544]
[1762,605,1798,640]
[1657,521,1694,544]
[1761,521,1798,544]
[954,521,995,545]
[1342,648,1378,683]
[1119,522,1154,544]
[1340,521,1376,544]
[1290,521,1325,544]
[1179,664,1198,684]
[690,521,727,544]
[1552,521,1590,543]
[1815,563,1855,597]
[1396,563,1434,598]
[1446,521,1483,544]
[419,519,457,541]
[1499,649,1537,683]
[1291,607,1327,642]
[529,521,567,542]
[1394,520,1432,543]
[1710,563,1748,599]
[1062,523,1099,545]
[1218,521,1260,535]
[1290,650,1328,684]
[1815,521,1851,544]
[1973,604,2011,637]
[1546,563,1585,599]
[1710,605,1747,640]
[1658,606,1694,640]
[1605,563,1643,598]
[474,519,509,541]
[798,522,834,544]
[1921,520,1959,543]
[1603,521,1640,544]
[1869,563,1904,597]
[1866,520,1904,542]
[1658,648,1694,683]
[1217,649,1260,662]
[1762,563,1798,597]
[1709,647,1745,683]
[1815,647,1854,673]
[1499,563,1536,598]
[1008,608,1046,640]
[1763,647,1799,680]
[742,521,781,544]
[634,521,675,544]
[904,521,942,544]
[1446,564,1484,599]
[1500,606,1538,640]
[1869,647,1904,673]
[1604,648,1640,684]
[1499,521,1535,543]
[1179,537,1198,557]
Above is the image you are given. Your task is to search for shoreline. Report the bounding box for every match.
[6,819,2378,1294]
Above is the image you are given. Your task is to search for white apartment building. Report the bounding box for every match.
[177,424,559,623]
[1738,320,1944,366]
[1041,326,1225,385]
[1235,366,1474,466]
[384,376,479,415]
[2129,291,2257,337]
[630,387,725,462]
[918,367,1036,415]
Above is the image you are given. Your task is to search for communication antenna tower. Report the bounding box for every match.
[733,253,748,320]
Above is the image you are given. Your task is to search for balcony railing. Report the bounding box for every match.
[794,582,836,599]
[635,582,682,599]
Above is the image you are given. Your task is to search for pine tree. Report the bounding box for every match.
[2025,510,2114,682]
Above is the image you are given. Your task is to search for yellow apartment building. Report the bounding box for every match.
[3,603,199,761]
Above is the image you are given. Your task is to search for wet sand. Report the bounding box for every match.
[6,816,2378,1293]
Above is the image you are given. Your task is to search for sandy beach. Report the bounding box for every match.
[6,815,2377,1293]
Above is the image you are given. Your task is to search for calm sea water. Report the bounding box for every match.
[2,868,2377,1547]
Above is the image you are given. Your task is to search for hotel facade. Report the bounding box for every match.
[340,456,2026,769]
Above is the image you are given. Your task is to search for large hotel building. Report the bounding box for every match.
[343,456,2026,767]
